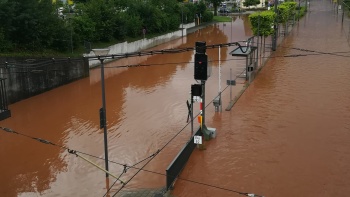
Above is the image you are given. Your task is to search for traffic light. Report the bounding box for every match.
[195,41,206,54]
[191,84,202,96]
[194,53,208,81]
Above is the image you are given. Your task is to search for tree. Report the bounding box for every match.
[249,11,276,56]
[208,0,223,16]
[243,0,261,8]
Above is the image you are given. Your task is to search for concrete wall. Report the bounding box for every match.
[85,26,194,67]
[0,57,89,104]
[180,22,196,29]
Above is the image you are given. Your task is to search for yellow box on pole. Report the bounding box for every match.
[197,115,202,124]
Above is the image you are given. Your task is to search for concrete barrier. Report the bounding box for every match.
[85,28,191,68]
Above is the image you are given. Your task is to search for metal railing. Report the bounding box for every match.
[0,78,9,111]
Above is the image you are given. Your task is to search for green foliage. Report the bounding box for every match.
[202,11,214,22]
[244,0,261,7]
[127,15,143,37]
[196,1,207,14]
[213,16,232,22]
[295,6,306,18]
[0,0,71,52]
[277,2,297,23]
[283,1,297,16]
[249,11,276,37]
[184,3,197,23]
[0,29,12,52]
[277,4,289,23]
[208,0,223,16]
[72,15,96,42]
[0,0,212,55]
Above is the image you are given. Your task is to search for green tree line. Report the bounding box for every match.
[0,0,213,54]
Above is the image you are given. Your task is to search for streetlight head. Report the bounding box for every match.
[92,48,110,56]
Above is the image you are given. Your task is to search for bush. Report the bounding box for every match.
[202,11,214,22]
[249,11,276,36]
[296,6,306,18]
[0,29,12,52]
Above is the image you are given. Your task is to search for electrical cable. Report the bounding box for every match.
[277,46,350,57]
[102,57,248,69]
[85,39,254,61]
[102,171,125,197]
[0,126,126,179]
[3,41,347,195]
[4,48,348,73]
[2,45,349,75]
[110,65,249,196]
[0,126,263,197]
[102,149,161,197]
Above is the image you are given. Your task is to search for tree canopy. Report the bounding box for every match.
[208,0,223,16]
[0,0,213,54]
[243,0,261,8]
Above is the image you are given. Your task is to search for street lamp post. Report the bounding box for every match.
[92,48,110,178]
[181,3,184,37]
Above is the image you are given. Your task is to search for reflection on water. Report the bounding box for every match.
[0,16,254,196]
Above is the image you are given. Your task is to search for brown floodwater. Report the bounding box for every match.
[0,15,252,196]
[173,1,350,197]
[1,1,350,196]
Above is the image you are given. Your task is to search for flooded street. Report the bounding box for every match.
[174,1,350,197]
[1,0,350,196]
[0,15,252,196]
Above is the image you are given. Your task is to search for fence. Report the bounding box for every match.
[166,127,202,191]
[0,57,89,104]
[0,78,11,120]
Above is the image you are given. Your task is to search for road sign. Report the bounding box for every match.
[194,135,202,144]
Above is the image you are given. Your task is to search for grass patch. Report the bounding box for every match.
[213,15,233,22]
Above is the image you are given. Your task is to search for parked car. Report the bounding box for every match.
[219,7,229,13]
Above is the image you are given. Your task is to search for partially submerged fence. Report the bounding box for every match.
[0,57,89,104]
[166,128,202,190]
[0,78,10,120]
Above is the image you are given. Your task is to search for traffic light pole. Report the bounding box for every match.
[201,80,206,127]
[193,41,214,141]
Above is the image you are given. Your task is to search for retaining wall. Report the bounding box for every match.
[0,57,89,104]
[85,25,195,68]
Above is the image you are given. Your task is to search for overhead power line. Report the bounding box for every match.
[0,126,264,197]
[85,39,253,61]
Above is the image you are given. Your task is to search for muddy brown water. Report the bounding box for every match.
[173,1,350,197]
[1,1,350,196]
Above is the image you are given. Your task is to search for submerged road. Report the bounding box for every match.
[174,0,350,197]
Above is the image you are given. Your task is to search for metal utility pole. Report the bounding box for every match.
[257,15,260,67]
[100,57,109,178]
[182,3,184,37]
[92,49,110,178]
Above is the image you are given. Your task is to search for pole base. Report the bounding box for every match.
[202,125,217,140]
